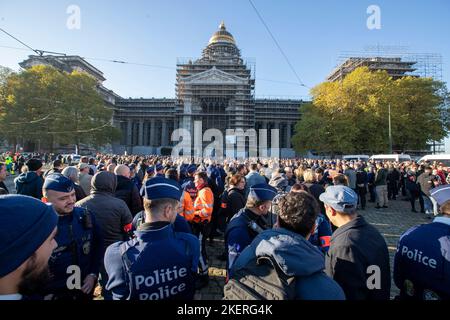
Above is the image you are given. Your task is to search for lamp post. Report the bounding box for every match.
[388,103,393,154]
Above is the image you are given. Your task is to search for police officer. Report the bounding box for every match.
[181,164,198,201]
[394,184,450,300]
[42,174,103,300]
[225,183,277,276]
[104,177,200,300]
[0,195,58,300]
[155,163,165,177]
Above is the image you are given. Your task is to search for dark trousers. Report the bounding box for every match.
[408,190,424,212]
[368,184,376,202]
[388,182,398,200]
[99,264,112,300]
[190,222,211,275]
[357,187,367,209]
[208,199,221,241]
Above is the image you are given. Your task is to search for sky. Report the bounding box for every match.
[1,0,449,149]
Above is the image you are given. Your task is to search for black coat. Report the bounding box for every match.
[325,215,391,300]
[74,183,87,202]
[0,181,9,194]
[226,187,246,219]
[114,175,143,216]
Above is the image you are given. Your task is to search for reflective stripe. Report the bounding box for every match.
[195,203,213,208]
[200,209,209,217]
[184,210,194,215]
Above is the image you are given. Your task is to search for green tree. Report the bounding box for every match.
[292,67,449,155]
[0,65,121,152]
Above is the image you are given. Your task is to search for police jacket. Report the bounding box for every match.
[232,227,345,300]
[132,211,192,235]
[325,215,391,300]
[394,216,450,300]
[308,214,332,253]
[104,222,200,300]
[225,208,271,274]
[46,207,103,293]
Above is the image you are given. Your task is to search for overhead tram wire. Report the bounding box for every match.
[1,27,308,92]
[248,0,310,89]
[1,44,305,88]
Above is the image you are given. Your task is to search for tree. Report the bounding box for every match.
[0,65,121,152]
[292,67,449,155]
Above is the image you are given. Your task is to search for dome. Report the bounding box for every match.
[208,21,236,45]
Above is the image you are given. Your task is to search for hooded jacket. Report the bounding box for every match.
[115,175,143,216]
[232,227,345,300]
[14,171,43,199]
[76,171,133,250]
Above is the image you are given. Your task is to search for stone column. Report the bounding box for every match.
[150,119,156,147]
[126,119,132,146]
[286,122,292,148]
[161,120,168,146]
[138,120,144,146]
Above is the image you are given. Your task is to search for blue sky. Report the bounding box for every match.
[1,0,449,148]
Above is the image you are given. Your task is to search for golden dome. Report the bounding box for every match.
[208,21,236,45]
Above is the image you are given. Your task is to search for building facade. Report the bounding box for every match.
[19,22,305,157]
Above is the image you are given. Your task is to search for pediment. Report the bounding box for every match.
[183,66,247,85]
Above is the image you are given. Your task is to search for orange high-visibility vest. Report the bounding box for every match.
[179,190,195,222]
[193,187,214,223]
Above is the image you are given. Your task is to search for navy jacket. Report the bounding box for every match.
[104,222,200,300]
[225,208,271,274]
[394,217,450,300]
[14,171,44,199]
[308,214,332,253]
[132,211,192,234]
[46,207,103,295]
[232,227,345,300]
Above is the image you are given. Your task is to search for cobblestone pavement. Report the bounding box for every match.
[4,175,431,300]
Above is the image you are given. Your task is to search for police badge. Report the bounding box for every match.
[82,241,91,255]
[404,279,415,297]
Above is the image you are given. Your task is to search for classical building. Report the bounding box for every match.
[19,22,305,157]
[326,56,418,82]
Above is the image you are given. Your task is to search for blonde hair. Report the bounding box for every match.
[303,169,316,183]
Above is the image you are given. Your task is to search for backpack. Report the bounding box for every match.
[223,255,296,300]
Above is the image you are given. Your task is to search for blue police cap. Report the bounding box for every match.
[249,183,277,202]
[319,185,358,213]
[430,185,450,207]
[187,164,197,174]
[146,166,155,175]
[43,173,74,193]
[143,177,182,201]
[155,164,164,172]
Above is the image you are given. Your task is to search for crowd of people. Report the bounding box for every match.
[0,152,449,300]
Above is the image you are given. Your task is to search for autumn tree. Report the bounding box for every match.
[0,65,121,152]
[292,67,449,155]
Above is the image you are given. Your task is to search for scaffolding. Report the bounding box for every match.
[330,47,445,154]
[332,48,443,81]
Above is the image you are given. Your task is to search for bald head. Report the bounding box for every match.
[107,163,117,173]
[114,164,130,178]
